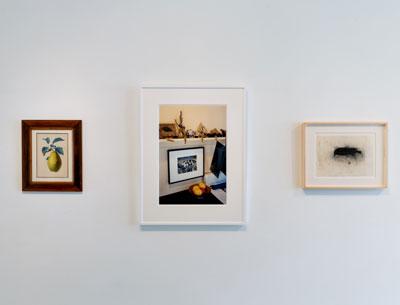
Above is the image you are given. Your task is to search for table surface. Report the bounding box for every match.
[159,189,224,205]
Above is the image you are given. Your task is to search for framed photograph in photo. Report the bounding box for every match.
[302,122,388,189]
[22,120,83,192]
[141,86,246,225]
[168,147,204,184]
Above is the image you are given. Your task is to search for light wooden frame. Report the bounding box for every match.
[302,122,388,189]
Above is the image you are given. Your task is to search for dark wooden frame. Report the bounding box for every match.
[22,120,83,192]
[167,147,205,184]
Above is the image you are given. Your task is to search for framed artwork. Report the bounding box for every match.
[22,120,83,192]
[168,147,204,184]
[141,86,246,225]
[302,122,388,189]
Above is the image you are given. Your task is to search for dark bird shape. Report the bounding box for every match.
[333,146,363,159]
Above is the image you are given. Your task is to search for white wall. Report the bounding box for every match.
[1,1,400,305]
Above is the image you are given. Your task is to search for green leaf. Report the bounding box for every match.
[55,147,64,155]
[42,146,50,156]
[43,137,50,144]
[52,137,64,144]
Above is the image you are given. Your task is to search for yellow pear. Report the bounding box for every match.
[192,185,203,196]
[47,151,62,172]
[198,182,206,190]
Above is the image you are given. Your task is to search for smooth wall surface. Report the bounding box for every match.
[1,1,400,305]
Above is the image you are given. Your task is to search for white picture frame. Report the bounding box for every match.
[302,122,388,189]
[141,86,246,225]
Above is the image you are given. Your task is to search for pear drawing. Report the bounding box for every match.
[47,151,62,172]
[42,137,65,173]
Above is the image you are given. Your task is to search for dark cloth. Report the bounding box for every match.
[210,141,226,178]
[159,190,224,205]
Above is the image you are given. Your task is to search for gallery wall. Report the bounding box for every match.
[1,1,400,305]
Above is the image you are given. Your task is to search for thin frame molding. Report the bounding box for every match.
[302,121,388,189]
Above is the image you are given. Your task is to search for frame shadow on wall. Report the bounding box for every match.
[140,224,246,231]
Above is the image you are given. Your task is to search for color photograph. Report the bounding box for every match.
[141,86,245,224]
[159,105,227,205]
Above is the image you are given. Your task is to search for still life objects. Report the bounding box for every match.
[189,181,212,198]
[160,110,226,142]
[208,128,223,137]
[175,110,187,143]
[186,129,196,138]
[159,123,177,139]
[196,123,208,141]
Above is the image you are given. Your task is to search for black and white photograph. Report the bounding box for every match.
[177,155,197,174]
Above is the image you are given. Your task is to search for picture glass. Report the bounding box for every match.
[141,87,245,224]
[159,105,227,205]
[304,123,387,188]
[31,129,74,182]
